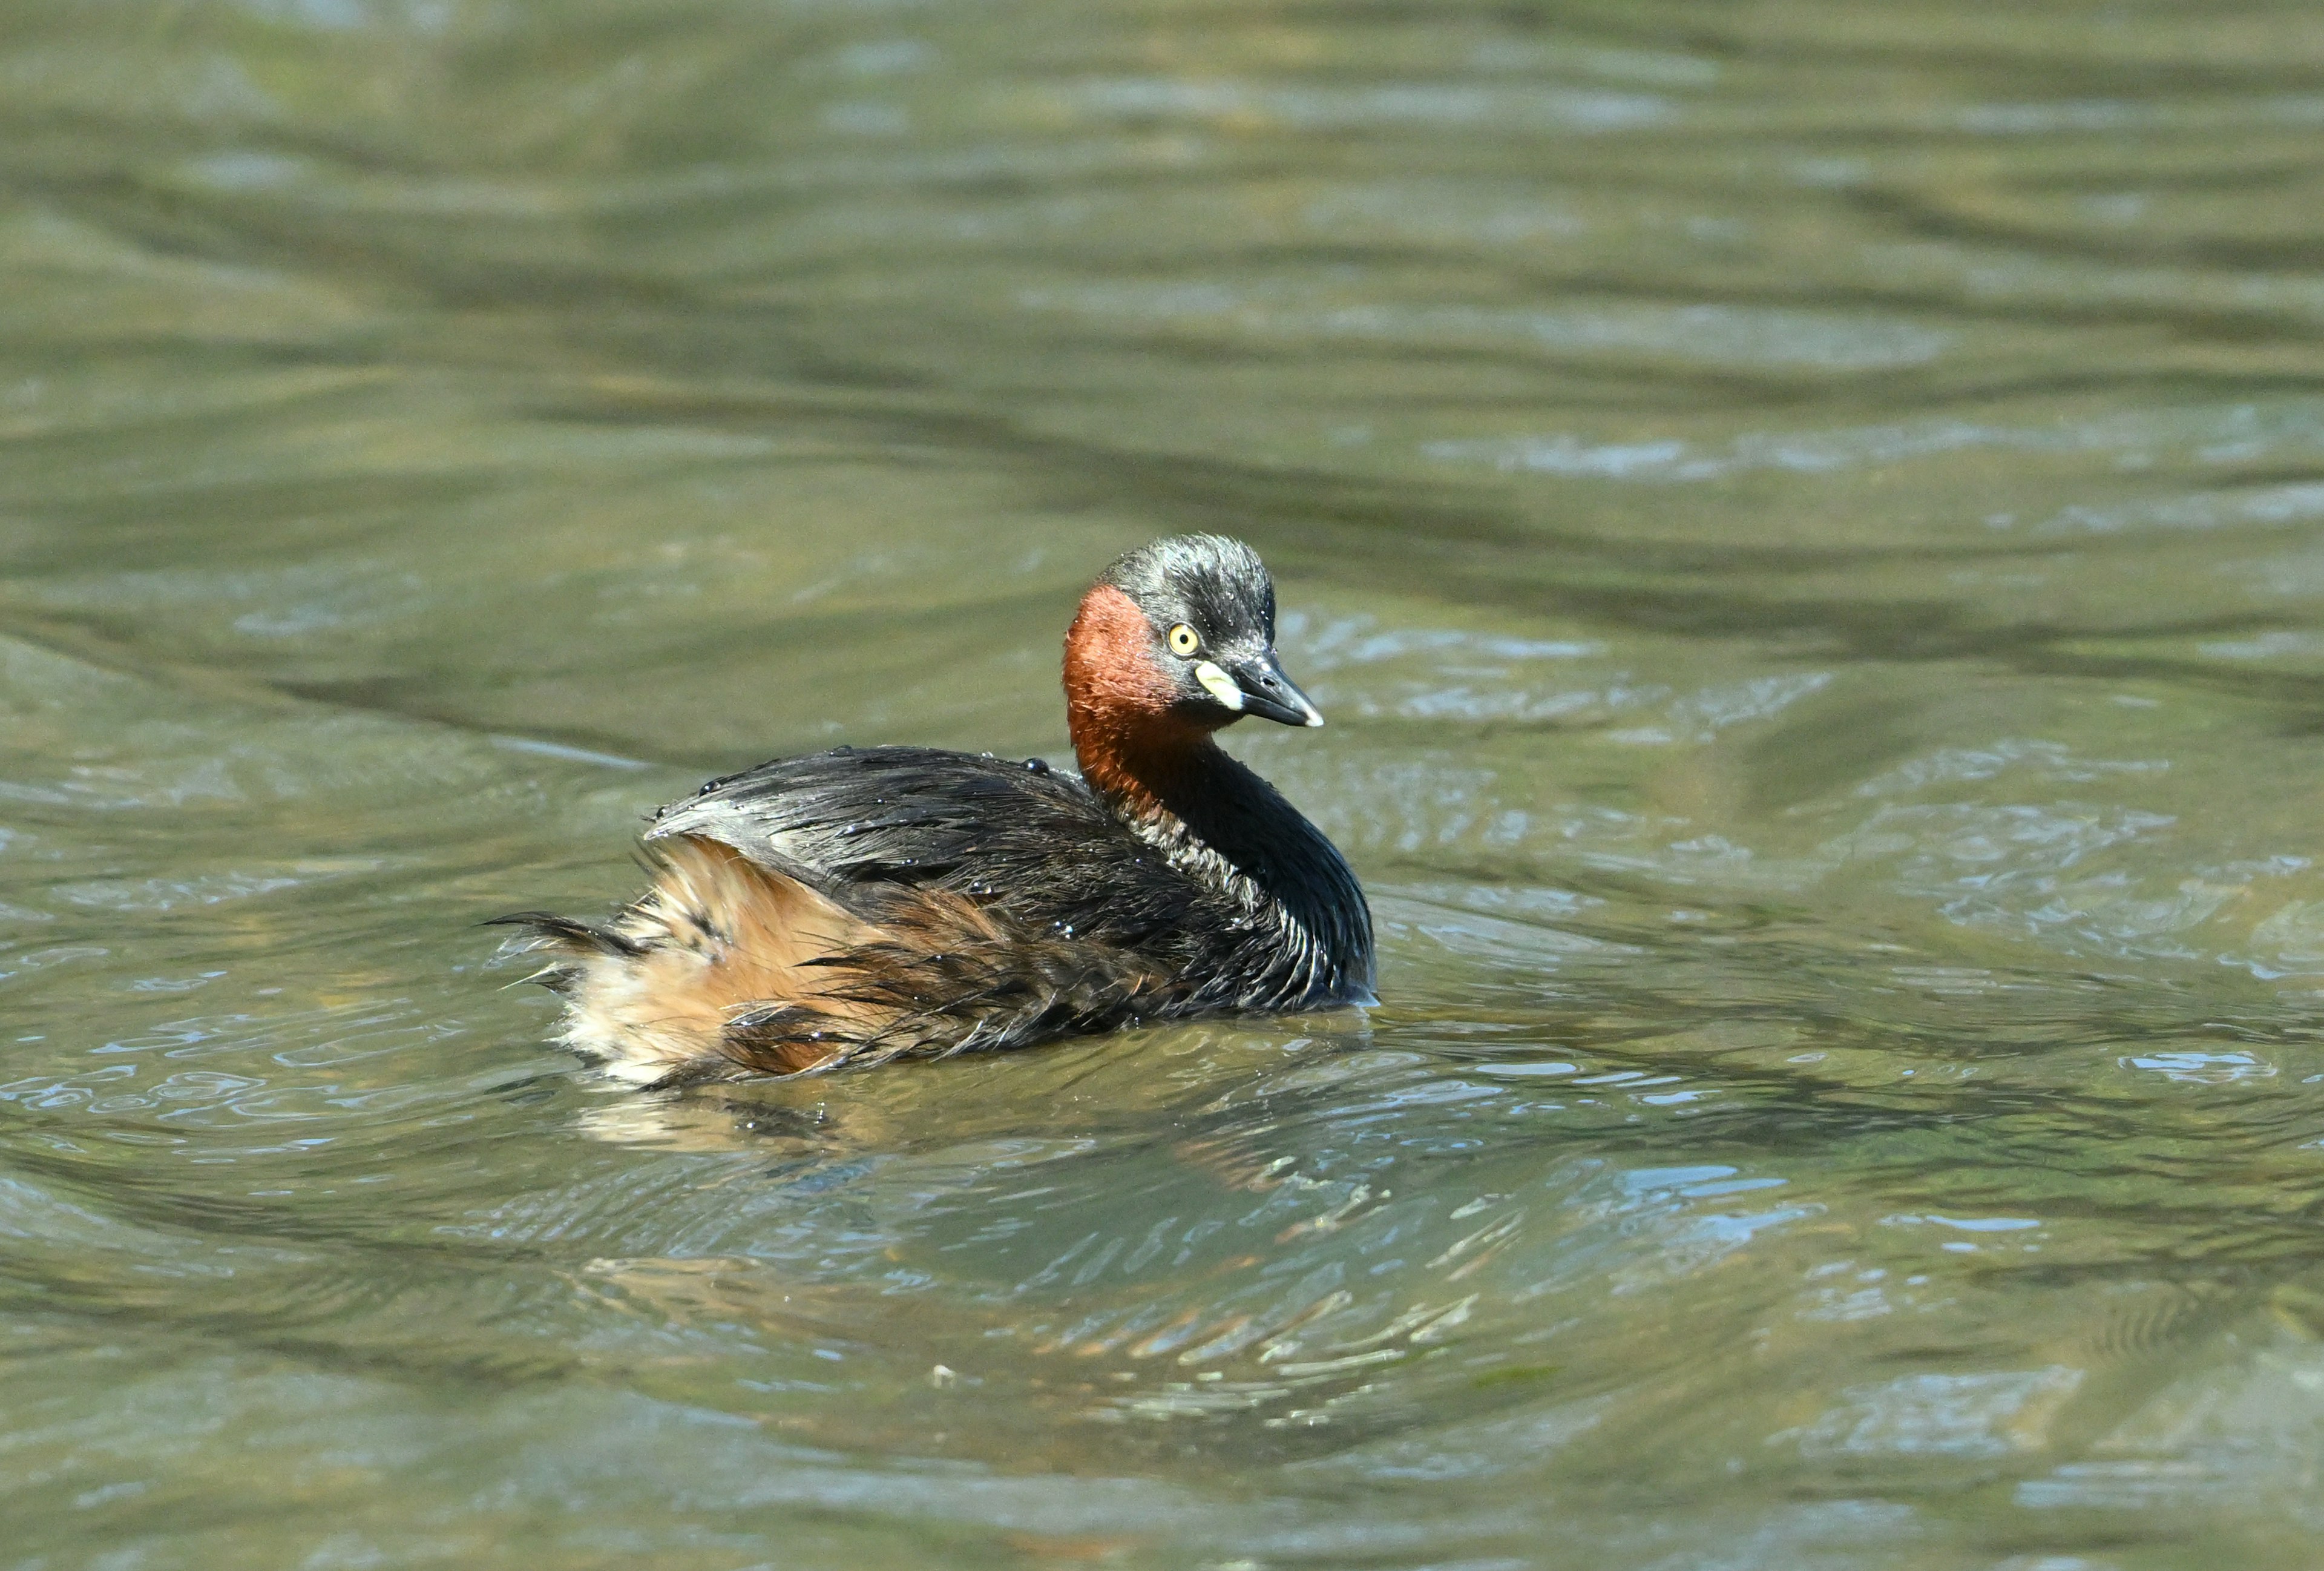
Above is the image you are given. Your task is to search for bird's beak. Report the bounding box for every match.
[1228,647,1324,728]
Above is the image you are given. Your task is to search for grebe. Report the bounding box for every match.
[496,535,1373,1085]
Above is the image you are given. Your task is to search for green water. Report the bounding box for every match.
[7,1,2324,1565]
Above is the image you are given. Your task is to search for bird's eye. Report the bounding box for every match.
[1166,623,1200,657]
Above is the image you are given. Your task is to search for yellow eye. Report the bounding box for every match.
[1166,623,1200,657]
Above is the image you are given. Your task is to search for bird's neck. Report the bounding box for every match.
[1071,711,1231,841]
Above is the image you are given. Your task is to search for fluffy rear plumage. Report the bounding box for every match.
[494,837,872,1082]
[494,830,1190,1085]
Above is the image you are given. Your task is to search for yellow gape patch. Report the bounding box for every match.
[1193,660,1243,711]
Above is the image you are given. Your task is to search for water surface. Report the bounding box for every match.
[6,1,2324,1566]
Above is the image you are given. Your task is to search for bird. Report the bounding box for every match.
[493,534,1374,1085]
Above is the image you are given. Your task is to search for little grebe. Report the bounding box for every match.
[497,534,1373,1084]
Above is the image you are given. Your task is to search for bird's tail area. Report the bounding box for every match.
[490,837,876,1085]
[495,836,1182,1086]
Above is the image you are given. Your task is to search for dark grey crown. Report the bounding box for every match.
[1100,534,1276,648]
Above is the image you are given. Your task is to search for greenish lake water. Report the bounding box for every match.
[7,1,2324,1566]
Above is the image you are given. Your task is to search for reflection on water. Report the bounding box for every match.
[7,0,2324,1565]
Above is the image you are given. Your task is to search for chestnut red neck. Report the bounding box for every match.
[1063,582,1224,818]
